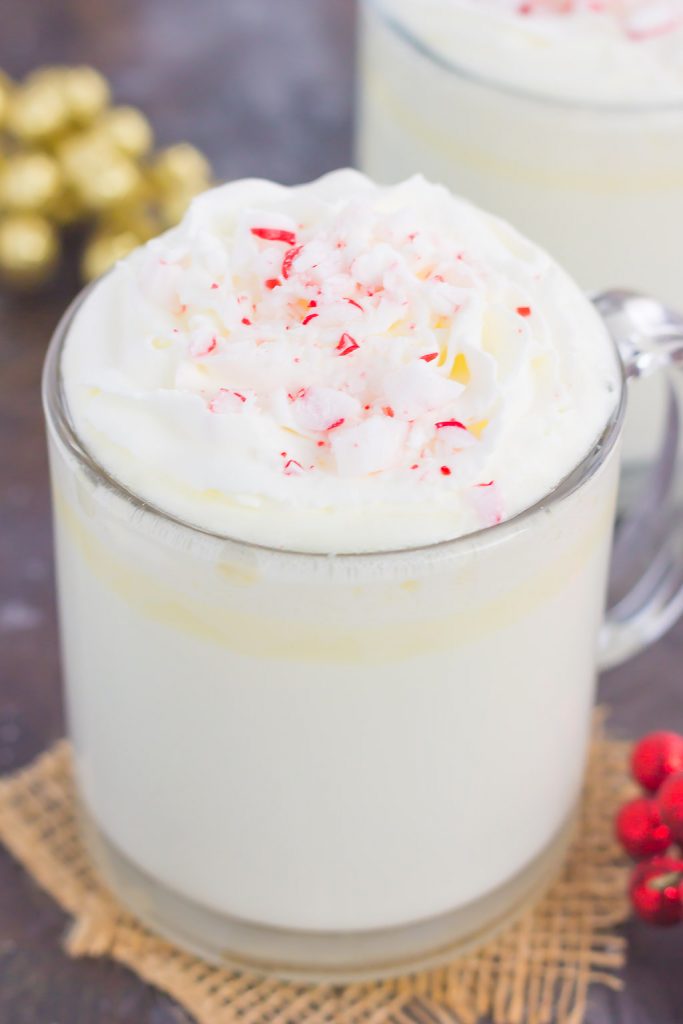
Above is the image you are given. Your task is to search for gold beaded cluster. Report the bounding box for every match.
[0,66,212,288]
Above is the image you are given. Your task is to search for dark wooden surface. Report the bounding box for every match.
[0,2,682,1020]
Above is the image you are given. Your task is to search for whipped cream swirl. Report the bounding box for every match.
[61,171,619,552]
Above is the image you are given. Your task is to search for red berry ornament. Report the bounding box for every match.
[630,857,683,926]
[616,797,672,859]
[631,731,683,792]
[657,772,683,842]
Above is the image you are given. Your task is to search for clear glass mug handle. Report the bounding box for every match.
[594,290,683,670]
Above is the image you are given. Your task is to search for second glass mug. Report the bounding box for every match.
[356,0,683,470]
[44,286,683,981]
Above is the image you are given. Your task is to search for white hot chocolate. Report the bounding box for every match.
[48,172,621,954]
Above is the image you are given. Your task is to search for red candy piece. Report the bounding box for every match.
[251,227,297,245]
[336,332,359,357]
[658,772,683,842]
[281,244,303,279]
[615,798,672,859]
[435,419,467,430]
[629,857,683,926]
[632,732,683,792]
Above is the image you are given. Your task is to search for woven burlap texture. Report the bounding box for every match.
[0,722,630,1024]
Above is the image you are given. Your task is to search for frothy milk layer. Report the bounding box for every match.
[381,0,683,103]
[62,170,619,553]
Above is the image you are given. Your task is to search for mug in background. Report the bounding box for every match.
[43,286,683,981]
[356,0,683,465]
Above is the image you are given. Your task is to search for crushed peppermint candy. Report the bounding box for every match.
[336,332,360,357]
[507,0,683,38]
[251,227,297,245]
[131,186,526,493]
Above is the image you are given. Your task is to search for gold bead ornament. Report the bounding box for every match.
[152,142,212,228]
[0,64,212,289]
[0,151,61,212]
[100,105,153,159]
[75,152,144,212]
[0,212,59,286]
[6,70,71,143]
[100,199,160,243]
[152,142,211,191]
[80,227,140,283]
[0,71,12,129]
[61,66,110,125]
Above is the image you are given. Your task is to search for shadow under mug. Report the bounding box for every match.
[42,285,683,981]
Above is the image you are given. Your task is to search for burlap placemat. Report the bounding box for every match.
[0,721,631,1024]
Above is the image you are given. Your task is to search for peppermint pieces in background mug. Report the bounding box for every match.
[616,730,683,925]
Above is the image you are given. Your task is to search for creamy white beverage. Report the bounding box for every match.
[357,0,683,461]
[47,171,623,974]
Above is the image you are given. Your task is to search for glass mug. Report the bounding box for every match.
[356,0,683,469]
[43,286,683,982]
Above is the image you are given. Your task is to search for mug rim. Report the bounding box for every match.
[365,0,683,116]
[42,278,627,562]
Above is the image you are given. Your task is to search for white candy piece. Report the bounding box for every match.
[330,416,409,477]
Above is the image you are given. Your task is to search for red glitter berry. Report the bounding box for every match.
[615,797,672,859]
[631,731,683,793]
[658,772,683,842]
[629,857,683,926]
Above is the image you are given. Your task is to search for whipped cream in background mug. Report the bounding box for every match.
[387,0,683,104]
[357,0,683,463]
[43,171,683,979]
